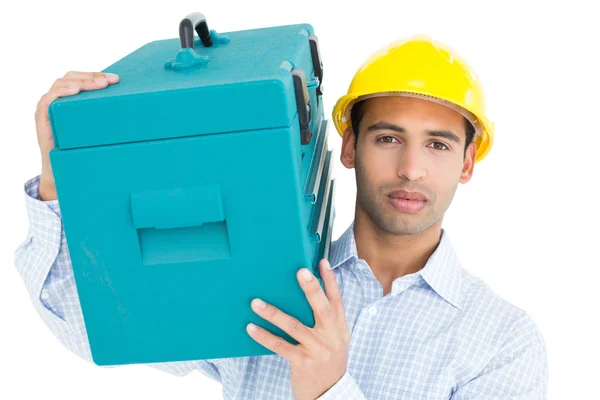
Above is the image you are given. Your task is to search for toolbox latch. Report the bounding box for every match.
[308,35,324,96]
[292,68,312,145]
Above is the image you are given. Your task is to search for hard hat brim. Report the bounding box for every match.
[332,91,494,163]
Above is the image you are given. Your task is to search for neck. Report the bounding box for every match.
[353,207,443,293]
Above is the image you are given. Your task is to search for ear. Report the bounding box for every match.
[459,141,476,184]
[340,127,356,169]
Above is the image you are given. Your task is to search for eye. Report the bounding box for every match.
[375,136,399,144]
[429,142,450,151]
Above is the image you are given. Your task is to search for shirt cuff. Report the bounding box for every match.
[25,174,61,213]
[14,175,64,306]
[24,174,63,245]
[316,371,366,400]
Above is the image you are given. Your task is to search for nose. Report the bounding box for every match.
[396,145,427,181]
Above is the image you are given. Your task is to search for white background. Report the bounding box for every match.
[1,0,598,398]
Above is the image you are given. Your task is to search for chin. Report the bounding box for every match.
[372,213,421,236]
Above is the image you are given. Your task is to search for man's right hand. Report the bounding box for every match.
[35,71,119,200]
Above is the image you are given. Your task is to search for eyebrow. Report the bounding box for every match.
[366,121,462,144]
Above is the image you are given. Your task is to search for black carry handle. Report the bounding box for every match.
[179,12,212,49]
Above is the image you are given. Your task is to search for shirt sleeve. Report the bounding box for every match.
[315,371,367,400]
[451,311,549,399]
[14,174,221,381]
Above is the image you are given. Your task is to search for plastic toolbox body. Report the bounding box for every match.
[47,18,336,366]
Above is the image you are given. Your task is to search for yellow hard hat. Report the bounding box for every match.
[332,35,494,163]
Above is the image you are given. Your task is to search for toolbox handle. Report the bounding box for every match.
[179,12,212,49]
[130,184,225,230]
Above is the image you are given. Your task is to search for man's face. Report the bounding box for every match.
[340,95,476,236]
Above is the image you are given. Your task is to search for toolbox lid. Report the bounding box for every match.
[48,23,319,150]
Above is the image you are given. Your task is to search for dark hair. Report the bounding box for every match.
[350,99,475,158]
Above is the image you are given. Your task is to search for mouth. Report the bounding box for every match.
[388,196,427,213]
[388,189,428,202]
[387,190,428,213]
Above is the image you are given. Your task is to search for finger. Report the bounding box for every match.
[63,70,119,84]
[250,298,320,348]
[37,73,119,130]
[297,267,336,325]
[319,259,346,322]
[52,77,109,91]
[246,322,303,363]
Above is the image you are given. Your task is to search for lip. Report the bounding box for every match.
[388,197,427,213]
[388,190,428,202]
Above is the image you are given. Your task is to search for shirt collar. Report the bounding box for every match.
[329,221,464,310]
[329,221,359,270]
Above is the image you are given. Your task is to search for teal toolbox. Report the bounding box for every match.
[47,13,336,366]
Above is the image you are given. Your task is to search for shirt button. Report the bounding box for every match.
[41,290,49,300]
[368,306,377,315]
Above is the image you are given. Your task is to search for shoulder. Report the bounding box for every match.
[457,267,546,352]
[454,268,548,391]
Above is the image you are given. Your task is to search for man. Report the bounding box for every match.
[15,35,548,399]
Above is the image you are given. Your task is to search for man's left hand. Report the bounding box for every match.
[246,258,351,400]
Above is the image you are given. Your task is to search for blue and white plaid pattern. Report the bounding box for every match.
[15,174,548,399]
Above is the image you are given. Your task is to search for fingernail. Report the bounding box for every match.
[104,73,118,79]
[302,268,313,281]
[323,260,332,270]
[252,298,266,309]
[247,323,258,333]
